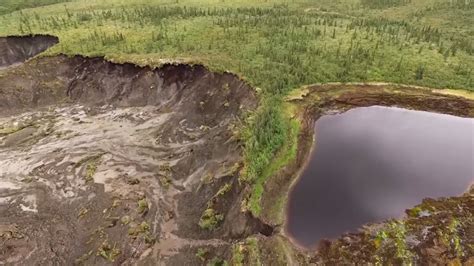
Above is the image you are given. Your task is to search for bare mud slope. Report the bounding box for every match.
[0,50,276,264]
[0,35,58,69]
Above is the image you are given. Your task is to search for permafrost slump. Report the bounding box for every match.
[0,37,275,265]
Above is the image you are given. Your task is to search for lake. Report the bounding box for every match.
[286,106,474,248]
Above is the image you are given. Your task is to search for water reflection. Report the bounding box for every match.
[286,106,474,248]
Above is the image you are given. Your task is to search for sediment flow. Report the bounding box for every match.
[0,38,264,264]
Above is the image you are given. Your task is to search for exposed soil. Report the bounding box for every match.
[0,37,274,264]
[0,35,58,69]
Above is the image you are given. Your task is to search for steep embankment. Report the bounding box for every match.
[0,36,275,265]
[0,35,58,69]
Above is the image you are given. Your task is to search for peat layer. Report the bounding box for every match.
[0,36,473,265]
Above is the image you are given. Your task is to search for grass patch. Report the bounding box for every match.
[137,197,149,214]
[231,244,245,265]
[96,240,120,262]
[246,237,262,265]
[196,248,209,262]
[85,161,98,182]
[199,208,224,230]
[207,257,228,266]
[74,153,104,183]
[374,220,414,264]
[198,182,232,230]
[120,215,131,225]
[215,183,232,197]
[0,0,71,15]
[230,237,261,265]
[441,218,465,258]
[128,220,155,244]
[77,207,89,218]
[244,101,300,216]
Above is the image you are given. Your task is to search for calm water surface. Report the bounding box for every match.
[286,106,474,248]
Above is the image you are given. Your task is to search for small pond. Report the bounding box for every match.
[286,106,474,248]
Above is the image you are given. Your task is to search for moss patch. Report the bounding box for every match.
[199,208,224,231]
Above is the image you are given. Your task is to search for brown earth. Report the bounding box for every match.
[0,35,58,69]
[0,42,275,264]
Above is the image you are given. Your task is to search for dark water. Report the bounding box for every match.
[286,106,474,248]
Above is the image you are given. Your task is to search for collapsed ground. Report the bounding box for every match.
[0,40,270,265]
[0,36,473,265]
